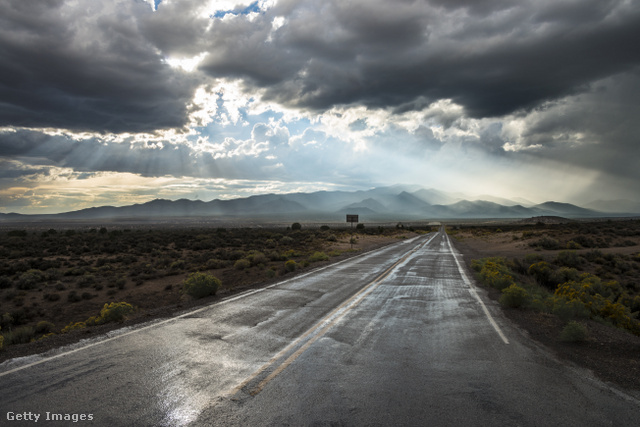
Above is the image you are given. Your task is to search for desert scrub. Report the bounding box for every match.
[97,302,136,323]
[284,260,297,272]
[17,269,45,290]
[2,326,35,345]
[61,322,86,334]
[499,284,530,308]
[182,272,221,299]
[35,321,55,334]
[554,274,640,335]
[308,251,329,263]
[528,261,554,289]
[472,257,515,290]
[234,258,251,270]
[560,321,588,343]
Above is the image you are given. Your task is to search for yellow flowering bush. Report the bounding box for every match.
[61,322,87,334]
[473,257,515,290]
[97,302,135,323]
[555,274,640,335]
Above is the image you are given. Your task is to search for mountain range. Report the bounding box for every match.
[2,185,639,222]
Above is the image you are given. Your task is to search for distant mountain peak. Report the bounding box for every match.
[1,186,631,221]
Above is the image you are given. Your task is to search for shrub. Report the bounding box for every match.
[555,251,585,269]
[532,236,560,250]
[549,267,580,287]
[560,321,588,343]
[524,253,544,268]
[98,302,135,323]
[499,284,530,308]
[528,261,554,289]
[566,241,582,250]
[0,327,3,350]
[291,222,302,230]
[35,321,55,334]
[573,235,596,248]
[2,326,35,345]
[248,252,268,266]
[326,234,337,242]
[182,272,221,299]
[206,258,227,269]
[17,269,45,290]
[551,296,590,321]
[284,260,297,272]
[475,258,515,290]
[169,260,186,271]
[308,251,329,263]
[280,236,294,245]
[61,322,86,334]
[77,274,96,288]
[67,291,82,303]
[554,274,640,334]
[115,277,126,289]
[234,259,251,270]
[1,313,14,329]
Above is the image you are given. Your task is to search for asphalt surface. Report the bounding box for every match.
[2,228,640,426]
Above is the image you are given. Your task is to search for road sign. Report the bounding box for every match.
[346,214,359,223]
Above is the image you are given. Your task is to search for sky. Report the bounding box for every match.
[0,0,639,214]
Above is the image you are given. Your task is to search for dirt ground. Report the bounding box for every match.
[452,230,640,395]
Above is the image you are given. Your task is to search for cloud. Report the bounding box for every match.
[1,0,639,213]
[198,0,640,118]
[0,0,199,133]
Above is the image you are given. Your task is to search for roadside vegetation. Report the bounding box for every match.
[459,219,640,341]
[0,223,428,354]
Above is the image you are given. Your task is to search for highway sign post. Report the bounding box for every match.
[346,214,359,249]
[346,214,359,224]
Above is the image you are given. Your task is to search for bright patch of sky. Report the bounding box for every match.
[211,1,261,19]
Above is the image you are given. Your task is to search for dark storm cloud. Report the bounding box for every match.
[2,0,638,133]
[0,0,199,133]
[516,70,640,181]
[200,0,640,118]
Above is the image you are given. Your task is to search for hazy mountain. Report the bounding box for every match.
[585,199,640,214]
[335,206,379,217]
[533,202,600,217]
[511,197,537,207]
[1,186,635,222]
[430,200,535,218]
[412,188,459,205]
[387,192,432,214]
[341,198,389,213]
[471,195,523,206]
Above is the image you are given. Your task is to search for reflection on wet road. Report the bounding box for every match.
[2,229,639,426]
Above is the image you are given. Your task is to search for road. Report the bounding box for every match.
[1,228,639,426]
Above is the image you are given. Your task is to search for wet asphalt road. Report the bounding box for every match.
[2,228,640,426]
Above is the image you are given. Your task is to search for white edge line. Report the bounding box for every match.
[0,232,434,378]
[445,233,510,345]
